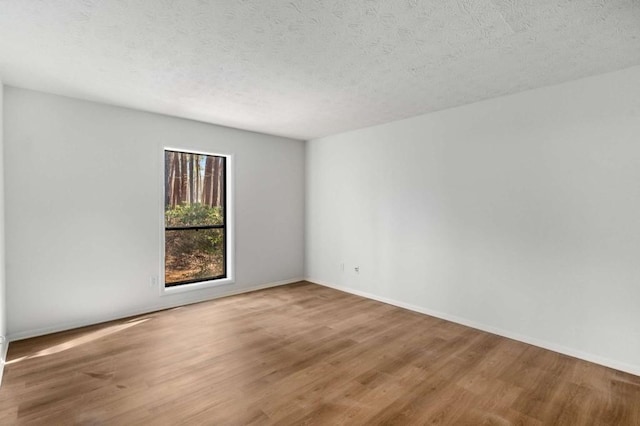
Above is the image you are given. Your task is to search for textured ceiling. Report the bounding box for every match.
[0,0,639,140]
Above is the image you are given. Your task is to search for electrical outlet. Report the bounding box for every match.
[340,263,345,272]
[150,276,158,288]
[354,266,360,273]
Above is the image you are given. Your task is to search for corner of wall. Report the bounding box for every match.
[0,79,7,386]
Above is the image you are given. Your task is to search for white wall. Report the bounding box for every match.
[4,87,305,339]
[0,80,7,365]
[306,65,640,375]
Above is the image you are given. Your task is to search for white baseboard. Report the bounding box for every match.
[8,277,303,342]
[307,278,640,377]
[0,336,8,386]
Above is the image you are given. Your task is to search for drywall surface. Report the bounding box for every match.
[4,87,304,339]
[306,65,640,374]
[0,80,6,360]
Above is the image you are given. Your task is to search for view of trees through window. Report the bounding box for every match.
[165,150,226,286]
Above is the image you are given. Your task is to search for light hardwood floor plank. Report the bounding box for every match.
[1,282,639,425]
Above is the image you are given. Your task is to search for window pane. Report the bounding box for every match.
[165,228,225,285]
[165,151,225,226]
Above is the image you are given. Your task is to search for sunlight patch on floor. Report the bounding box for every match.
[6,318,151,365]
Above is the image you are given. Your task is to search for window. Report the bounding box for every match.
[163,149,231,289]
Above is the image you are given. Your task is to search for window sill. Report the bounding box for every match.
[161,277,234,296]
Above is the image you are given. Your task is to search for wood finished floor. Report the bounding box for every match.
[1,282,639,425]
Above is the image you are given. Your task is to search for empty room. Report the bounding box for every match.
[1,0,639,424]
